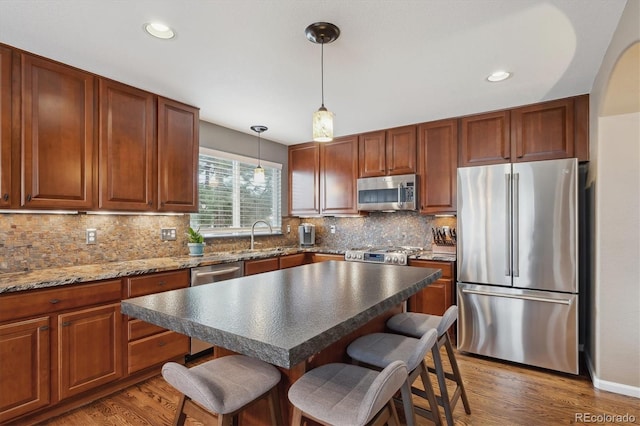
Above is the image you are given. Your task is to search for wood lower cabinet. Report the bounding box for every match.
[124,270,189,375]
[245,257,280,275]
[0,45,11,208]
[20,53,95,209]
[289,142,320,216]
[0,317,50,423]
[279,253,308,269]
[57,303,122,400]
[98,79,155,211]
[407,260,454,316]
[157,97,199,212]
[320,135,358,215]
[309,253,344,263]
[418,119,458,214]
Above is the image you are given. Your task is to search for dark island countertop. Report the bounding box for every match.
[121,261,441,369]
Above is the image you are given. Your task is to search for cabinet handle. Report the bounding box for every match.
[158,341,166,347]
[39,326,50,331]
[2,193,8,201]
[26,194,32,202]
[148,201,153,206]
[61,321,72,327]
[50,298,60,304]
[158,280,167,286]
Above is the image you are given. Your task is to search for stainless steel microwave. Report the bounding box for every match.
[356,174,417,211]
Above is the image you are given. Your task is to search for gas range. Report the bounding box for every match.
[344,246,422,265]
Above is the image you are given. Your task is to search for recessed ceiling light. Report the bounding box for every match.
[144,22,175,40]
[487,71,511,82]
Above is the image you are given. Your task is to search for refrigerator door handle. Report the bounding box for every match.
[513,172,520,277]
[461,288,572,305]
[505,173,511,276]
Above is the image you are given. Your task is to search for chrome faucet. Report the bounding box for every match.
[251,220,272,250]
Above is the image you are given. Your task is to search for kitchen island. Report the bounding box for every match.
[121,260,441,423]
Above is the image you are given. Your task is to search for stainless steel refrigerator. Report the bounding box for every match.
[457,158,584,374]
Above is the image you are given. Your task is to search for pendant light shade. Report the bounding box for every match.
[251,125,267,184]
[306,22,340,142]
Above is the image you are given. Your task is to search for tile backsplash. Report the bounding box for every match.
[0,212,455,273]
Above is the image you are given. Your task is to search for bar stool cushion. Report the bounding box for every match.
[162,355,280,414]
[346,331,435,372]
[387,306,458,337]
[288,361,408,426]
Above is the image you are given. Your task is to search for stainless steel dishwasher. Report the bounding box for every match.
[189,261,244,356]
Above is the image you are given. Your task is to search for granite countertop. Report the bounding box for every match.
[0,246,455,294]
[121,261,442,368]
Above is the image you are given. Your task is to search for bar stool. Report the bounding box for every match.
[162,355,282,426]
[387,306,471,426]
[288,360,408,426]
[346,328,441,426]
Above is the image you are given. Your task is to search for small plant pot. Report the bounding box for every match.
[188,242,205,256]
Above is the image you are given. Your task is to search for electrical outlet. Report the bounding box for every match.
[161,228,177,241]
[330,225,336,234]
[86,228,97,244]
[286,225,291,234]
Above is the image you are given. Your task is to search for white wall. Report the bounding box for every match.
[588,0,640,397]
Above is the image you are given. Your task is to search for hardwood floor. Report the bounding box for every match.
[41,350,639,426]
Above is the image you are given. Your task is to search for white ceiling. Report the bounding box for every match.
[0,1,627,145]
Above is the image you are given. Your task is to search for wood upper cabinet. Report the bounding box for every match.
[57,303,122,400]
[157,97,199,212]
[511,97,574,163]
[289,142,320,216]
[459,95,589,166]
[99,79,155,210]
[21,53,95,209]
[320,135,359,215]
[0,317,50,423]
[358,125,416,177]
[459,110,511,167]
[0,45,11,208]
[418,119,458,214]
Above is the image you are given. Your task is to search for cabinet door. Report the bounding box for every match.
[0,45,12,208]
[57,303,122,400]
[407,260,454,316]
[279,253,308,269]
[0,317,50,423]
[418,119,458,214]
[459,111,510,167]
[157,97,199,212]
[320,135,358,215]
[245,258,280,276]
[358,130,386,177]
[99,79,155,210]
[21,54,95,209]
[511,98,574,163]
[289,142,320,215]
[386,125,417,175]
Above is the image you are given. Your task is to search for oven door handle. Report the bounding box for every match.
[194,266,241,278]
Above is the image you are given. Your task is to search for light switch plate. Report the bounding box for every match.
[161,228,177,241]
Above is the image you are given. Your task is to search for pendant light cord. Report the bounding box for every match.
[257,132,261,166]
[320,41,325,107]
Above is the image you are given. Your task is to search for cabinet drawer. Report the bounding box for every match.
[0,280,122,323]
[309,253,345,263]
[126,270,188,298]
[128,318,167,341]
[407,260,452,278]
[245,258,280,276]
[127,330,188,374]
[279,253,307,269]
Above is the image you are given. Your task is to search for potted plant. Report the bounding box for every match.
[186,226,205,256]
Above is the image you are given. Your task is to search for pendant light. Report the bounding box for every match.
[251,125,267,183]
[305,22,340,142]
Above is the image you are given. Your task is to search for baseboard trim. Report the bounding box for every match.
[585,351,640,398]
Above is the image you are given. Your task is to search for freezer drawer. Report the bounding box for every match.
[457,283,578,374]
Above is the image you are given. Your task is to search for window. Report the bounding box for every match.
[190,148,282,236]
